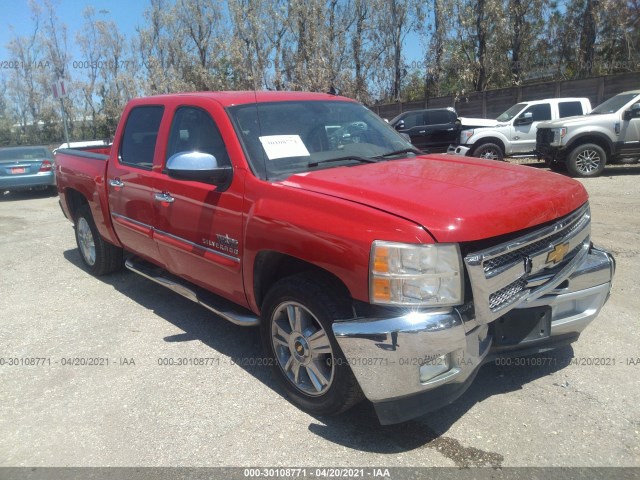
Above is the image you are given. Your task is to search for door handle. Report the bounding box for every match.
[419,130,426,134]
[154,192,175,203]
[109,179,124,188]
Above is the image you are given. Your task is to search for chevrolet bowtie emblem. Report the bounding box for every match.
[546,242,570,265]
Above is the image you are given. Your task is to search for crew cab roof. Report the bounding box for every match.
[129,91,355,107]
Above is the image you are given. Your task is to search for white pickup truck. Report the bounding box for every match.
[448,98,592,160]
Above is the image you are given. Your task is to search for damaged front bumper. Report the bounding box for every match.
[332,245,614,425]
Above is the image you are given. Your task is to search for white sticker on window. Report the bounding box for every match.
[259,135,310,160]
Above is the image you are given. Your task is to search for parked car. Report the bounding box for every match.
[389,107,459,153]
[0,145,56,193]
[536,90,640,177]
[448,98,592,160]
[55,91,614,425]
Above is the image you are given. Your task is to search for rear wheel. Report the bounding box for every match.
[75,204,123,275]
[260,273,363,416]
[473,142,504,161]
[566,143,606,177]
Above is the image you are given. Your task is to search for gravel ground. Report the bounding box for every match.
[0,162,638,469]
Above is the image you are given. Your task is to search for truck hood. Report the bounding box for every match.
[280,154,588,243]
[458,117,500,128]
[539,114,615,129]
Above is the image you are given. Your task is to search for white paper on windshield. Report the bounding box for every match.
[259,135,310,160]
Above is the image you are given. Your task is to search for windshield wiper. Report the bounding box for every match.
[371,147,423,159]
[308,156,379,167]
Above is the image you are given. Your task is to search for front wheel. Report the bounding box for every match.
[260,274,363,416]
[473,142,504,161]
[74,204,123,276]
[566,143,606,177]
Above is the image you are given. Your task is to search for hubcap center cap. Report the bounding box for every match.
[290,335,310,363]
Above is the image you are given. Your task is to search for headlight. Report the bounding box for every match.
[552,127,567,145]
[370,241,463,307]
[461,129,474,143]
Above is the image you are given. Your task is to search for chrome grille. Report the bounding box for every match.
[483,214,587,274]
[465,204,591,325]
[489,279,527,310]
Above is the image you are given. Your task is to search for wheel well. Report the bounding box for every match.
[253,251,351,310]
[472,138,505,154]
[567,136,612,158]
[65,189,88,221]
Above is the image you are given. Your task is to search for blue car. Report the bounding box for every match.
[0,146,56,193]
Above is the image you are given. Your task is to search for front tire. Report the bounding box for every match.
[473,142,504,161]
[74,204,123,276]
[260,273,363,416]
[566,143,606,177]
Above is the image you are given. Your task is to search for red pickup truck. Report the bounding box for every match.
[55,91,615,424]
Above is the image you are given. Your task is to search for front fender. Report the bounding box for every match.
[466,129,510,153]
[564,131,616,155]
[241,178,433,312]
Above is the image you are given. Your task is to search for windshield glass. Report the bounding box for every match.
[496,103,526,122]
[591,93,639,114]
[228,100,415,180]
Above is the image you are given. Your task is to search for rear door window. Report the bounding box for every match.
[119,106,164,169]
[426,110,454,125]
[559,101,584,118]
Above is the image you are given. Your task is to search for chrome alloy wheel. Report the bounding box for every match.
[77,217,96,266]
[479,148,500,160]
[271,302,335,396]
[575,149,602,174]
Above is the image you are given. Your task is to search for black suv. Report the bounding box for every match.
[389,108,459,153]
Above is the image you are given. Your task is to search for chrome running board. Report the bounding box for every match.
[125,257,259,327]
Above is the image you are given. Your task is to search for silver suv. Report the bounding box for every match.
[537,90,640,177]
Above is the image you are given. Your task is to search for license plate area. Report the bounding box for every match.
[10,167,26,174]
[492,306,552,346]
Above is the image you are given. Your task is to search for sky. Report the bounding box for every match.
[1,0,423,85]
[1,0,147,63]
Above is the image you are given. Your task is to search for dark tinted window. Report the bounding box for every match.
[166,107,230,166]
[399,111,424,128]
[559,101,584,118]
[120,106,164,168]
[426,110,454,125]
[523,103,551,122]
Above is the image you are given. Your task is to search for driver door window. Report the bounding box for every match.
[166,107,230,166]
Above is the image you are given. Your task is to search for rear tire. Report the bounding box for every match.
[473,142,504,161]
[74,204,123,276]
[260,273,363,416]
[566,143,606,177]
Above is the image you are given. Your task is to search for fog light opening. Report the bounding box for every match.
[419,353,451,383]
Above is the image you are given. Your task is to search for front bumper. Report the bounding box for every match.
[447,144,471,156]
[332,245,614,425]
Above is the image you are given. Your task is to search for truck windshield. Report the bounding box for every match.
[590,93,639,115]
[227,100,415,180]
[496,103,526,122]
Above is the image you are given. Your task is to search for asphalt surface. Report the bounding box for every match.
[0,164,639,468]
